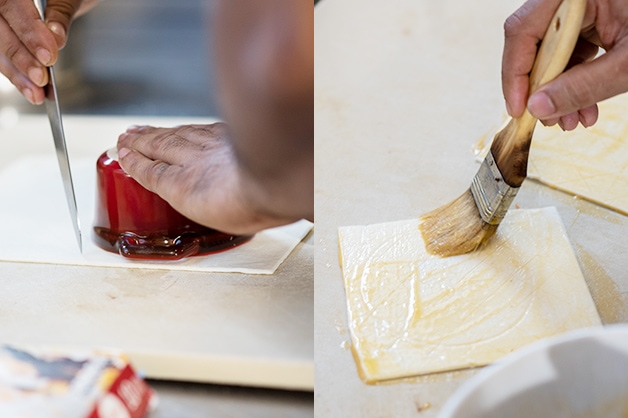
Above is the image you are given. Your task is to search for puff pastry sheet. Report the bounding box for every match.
[0,156,312,274]
[338,207,601,383]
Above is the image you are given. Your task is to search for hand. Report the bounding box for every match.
[502,0,628,130]
[0,0,91,105]
[117,0,313,235]
[117,123,304,235]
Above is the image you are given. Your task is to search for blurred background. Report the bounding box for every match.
[1,0,218,117]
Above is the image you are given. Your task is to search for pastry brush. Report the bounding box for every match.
[419,0,586,257]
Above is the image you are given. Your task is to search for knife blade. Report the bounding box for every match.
[33,0,82,252]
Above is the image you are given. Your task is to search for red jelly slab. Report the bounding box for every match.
[93,149,252,260]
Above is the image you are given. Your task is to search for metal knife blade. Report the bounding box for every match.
[34,0,82,252]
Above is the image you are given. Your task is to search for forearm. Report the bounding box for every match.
[211,0,314,221]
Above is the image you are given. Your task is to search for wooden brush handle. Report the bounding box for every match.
[491,0,586,187]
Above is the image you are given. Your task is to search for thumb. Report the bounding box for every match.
[527,46,628,120]
[44,0,84,49]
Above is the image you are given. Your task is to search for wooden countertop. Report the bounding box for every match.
[0,114,313,391]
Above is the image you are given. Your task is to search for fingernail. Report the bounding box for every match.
[118,147,131,159]
[35,48,52,66]
[543,117,559,127]
[561,114,579,131]
[28,67,45,86]
[581,112,597,128]
[580,115,591,128]
[23,88,35,104]
[558,119,566,132]
[47,22,66,40]
[127,125,140,132]
[528,91,556,119]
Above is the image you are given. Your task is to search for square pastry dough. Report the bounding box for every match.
[338,207,601,383]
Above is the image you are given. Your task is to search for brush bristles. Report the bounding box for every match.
[419,189,498,257]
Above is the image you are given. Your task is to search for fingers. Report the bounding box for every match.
[502,0,563,117]
[118,125,224,167]
[0,55,45,104]
[116,146,180,196]
[557,112,580,131]
[116,124,230,197]
[45,0,85,49]
[0,15,50,86]
[528,46,628,123]
[567,37,600,69]
[577,104,598,127]
[0,0,82,103]
[0,0,58,64]
[117,126,182,171]
[501,0,602,131]
[540,105,598,131]
[116,126,186,196]
[116,123,242,232]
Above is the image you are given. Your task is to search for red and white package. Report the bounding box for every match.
[0,345,155,418]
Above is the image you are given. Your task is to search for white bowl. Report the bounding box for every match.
[439,325,628,418]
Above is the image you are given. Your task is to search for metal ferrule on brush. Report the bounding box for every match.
[470,151,519,225]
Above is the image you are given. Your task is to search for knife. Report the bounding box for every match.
[33,0,82,252]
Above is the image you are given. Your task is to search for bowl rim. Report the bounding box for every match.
[438,324,628,418]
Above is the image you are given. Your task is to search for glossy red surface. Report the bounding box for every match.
[93,149,252,260]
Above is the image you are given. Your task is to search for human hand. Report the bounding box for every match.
[0,0,87,105]
[117,123,302,235]
[502,0,628,131]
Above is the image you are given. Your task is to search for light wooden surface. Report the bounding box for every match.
[314,0,628,416]
[0,114,313,391]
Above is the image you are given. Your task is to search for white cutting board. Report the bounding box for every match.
[0,114,313,390]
